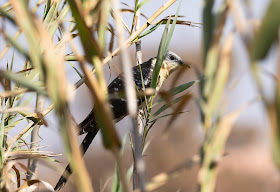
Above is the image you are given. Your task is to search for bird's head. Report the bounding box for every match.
[162,51,190,74]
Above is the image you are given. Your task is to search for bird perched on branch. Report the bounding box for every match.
[54,51,189,190]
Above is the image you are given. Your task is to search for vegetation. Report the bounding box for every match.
[0,0,279,192]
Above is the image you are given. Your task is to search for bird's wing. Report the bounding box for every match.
[79,59,153,135]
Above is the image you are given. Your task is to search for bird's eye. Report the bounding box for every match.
[169,55,175,60]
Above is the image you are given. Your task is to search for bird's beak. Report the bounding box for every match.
[179,60,191,68]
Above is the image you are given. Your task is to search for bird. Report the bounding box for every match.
[54,51,189,190]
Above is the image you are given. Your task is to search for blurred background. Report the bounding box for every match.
[1,0,280,191]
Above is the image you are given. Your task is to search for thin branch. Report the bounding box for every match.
[27,94,45,180]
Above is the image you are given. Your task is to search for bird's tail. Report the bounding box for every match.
[54,111,99,191]
[78,110,97,135]
[54,131,99,191]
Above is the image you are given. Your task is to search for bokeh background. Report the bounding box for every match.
[1,0,280,191]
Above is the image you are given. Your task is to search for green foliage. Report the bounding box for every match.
[252,0,280,61]
[0,0,197,191]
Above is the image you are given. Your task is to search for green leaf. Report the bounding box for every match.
[252,0,280,61]
[150,111,188,123]
[163,0,181,54]
[202,4,227,99]
[43,0,52,20]
[0,71,47,96]
[112,134,128,192]
[152,95,185,117]
[202,0,215,60]
[67,0,101,60]
[97,0,111,51]
[150,1,181,88]
[136,0,151,11]
[132,20,164,43]
[154,80,199,106]
[48,4,70,37]
[67,61,83,78]
[10,50,15,72]
[126,164,133,183]
[112,164,121,192]
[65,55,78,61]
[150,17,170,89]
[43,0,62,25]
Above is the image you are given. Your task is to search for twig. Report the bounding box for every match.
[133,1,146,191]
[27,94,45,179]
[112,1,137,191]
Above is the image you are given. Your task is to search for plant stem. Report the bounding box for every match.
[27,94,45,179]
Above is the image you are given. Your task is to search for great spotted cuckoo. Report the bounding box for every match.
[54,51,189,190]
